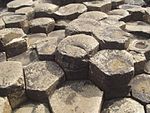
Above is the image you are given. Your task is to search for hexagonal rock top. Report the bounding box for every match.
[0,61,26,109]
[102,98,145,113]
[0,97,12,113]
[29,17,55,34]
[49,81,103,113]
[130,74,150,103]
[89,50,134,91]
[24,61,65,102]
[54,3,87,20]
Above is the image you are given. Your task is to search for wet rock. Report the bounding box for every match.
[56,34,99,80]
[65,18,101,36]
[144,7,150,24]
[34,3,58,17]
[15,7,35,20]
[146,104,150,113]
[54,3,87,20]
[0,97,12,113]
[78,11,108,21]
[55,19,70,30]
[0,52,6,62]
[8,49,38,67]
[0,61,26,109]
[112,0,124,9]
[2,14,29,33]
[144,60,150,74]
[130,73,150,103]
[49,81,103,113]
[93,27,130,50]
[102,98,145,113]
[7,0,34,12]
[83,0,112,12]
[24,61,65,102]
[89,50,134,91]
[0,18,5,30]
[29,17,55,34]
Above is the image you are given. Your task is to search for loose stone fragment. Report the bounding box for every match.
[24,61,65,102]
[34,3,58,17]
[15,7,35,20]
[130,73,150,103]
[0,61,26,109]
[65,18,101,36]
[0,52,6,62]
[49,81,103,113]
[146,104,150,113]
[2,14,29,33]
[128,39,150,60]
[29,18,55,34]
[8,49,39,67]
[89,50,134,91]
[0,18,5,29]
[78,11,108,21]
[102,98,145,113]
[13,103,50,113]
[112,0,124,9]
[7,0,34,11]
[144,61,150,74]
[93,27,130,50]
[0,97,12,113]
[56,34,99,80]
[144,7,150,24]
[83,0,112,12]
[55,19,70,30]
[54,3,87,20]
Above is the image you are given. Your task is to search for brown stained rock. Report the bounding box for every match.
[130,74,150,103]
[0,18,5,30]
[65,18,101,36]
[55,19,70,30]
[24,61,65,102]
[29,18,55,34]
[102,98,145,113]
[0,52,6,62]
[34,3,58,17]
[89,50,134,91]
[78,11,108,21]
[49,81,103,113]
[0,61,26,109]
[7,0,34,12]
[146,104,150,113]
[93,27,131,50]
[0,97,12,113]
[15,7,35,20]
[54,3,87,20]
[144,7,150,24]
[2,14,29,33]
[56,34,99,80]
[83,0,112,12]
[8,49,39,67]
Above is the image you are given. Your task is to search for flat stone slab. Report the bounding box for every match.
[89,50,134,91]
[78,11,108,21]
[24,61,65,102]
[146,104,150,113]
[49,81,103,113]
[0,97,12,113]
[29,17,55,34]
[130,73,150,103]
[102,98,145,113]
[0,61,26,109]
[54,3,87,20]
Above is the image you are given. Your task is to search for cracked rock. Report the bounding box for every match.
[146,104,150,113]
[83,0,112,12]
[102,98,145,113]
[0,61,26,109]
[29,17,55,34]
[54,3,87,20]
[78,11,108,21]
[49,81,103,113]
[130,73,150,103]
[89,50,134,91]
[56,34,99,80]
[0,52,6,62]
[24,61,65,102]
[0,97,12,113]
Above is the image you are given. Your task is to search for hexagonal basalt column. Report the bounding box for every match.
[49,81,103,113]
[54,3,87,20]
[0,61,26,109]
[146,104,150,113]
[112,0,124,9]
[0,97,12,113]
[56,34,99,80]
[102,98,145,113]
[144,61,150,74]
[0,18,5,30]
[144,7,150,24]
[130,74,150,104]
[0,52,6,62]
[24,61,65,102]
[89,50,134,92]
[29,18,55,34]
